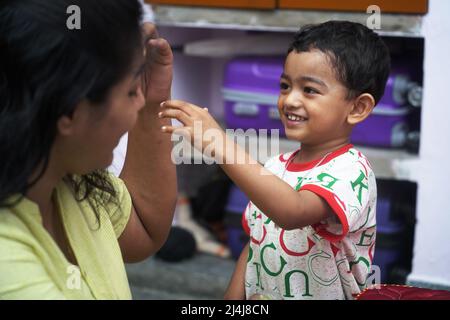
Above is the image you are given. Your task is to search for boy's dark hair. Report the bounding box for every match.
[0,0,142,220]
[288,20,391,105]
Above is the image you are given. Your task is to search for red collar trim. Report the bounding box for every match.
[279,144,353,172]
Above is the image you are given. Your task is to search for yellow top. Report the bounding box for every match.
[0,174,132,300]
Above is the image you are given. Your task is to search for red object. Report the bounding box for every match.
[278,0,428,14]
[356,285,450,300]
[148,0,276,10]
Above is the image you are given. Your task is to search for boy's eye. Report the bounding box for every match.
[280,82,289,90]
[304,87,319,94]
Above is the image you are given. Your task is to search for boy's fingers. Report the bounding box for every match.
[158,109,191,126]
[161,125,192,138]
[160,100,193,116]
[161,100,205,115]
[160,125,176,134]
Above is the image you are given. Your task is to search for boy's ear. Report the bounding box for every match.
[347,93,376,125]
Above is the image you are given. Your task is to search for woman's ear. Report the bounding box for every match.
[347,93,376,125]
[57,115,75,137]
[56,100,90,136]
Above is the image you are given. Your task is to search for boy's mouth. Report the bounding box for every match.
[284,112,308,126]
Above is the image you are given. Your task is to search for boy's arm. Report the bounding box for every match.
[159,100,333,230]
[225,242,249,300]
[219,140,333,230]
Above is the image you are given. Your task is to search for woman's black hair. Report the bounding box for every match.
[0,0,143,219]
[288,20,391,105]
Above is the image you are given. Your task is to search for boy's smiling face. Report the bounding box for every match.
[278,49,354,146]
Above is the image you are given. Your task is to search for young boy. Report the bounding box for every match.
[159,21,391,300]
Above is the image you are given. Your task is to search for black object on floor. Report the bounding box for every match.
[156,226,196,262]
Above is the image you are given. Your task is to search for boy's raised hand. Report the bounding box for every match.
[159,100,227,158]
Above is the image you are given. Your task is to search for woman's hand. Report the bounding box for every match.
[117,24,177,263]
[158,100,227,160]
[141,23,173,106]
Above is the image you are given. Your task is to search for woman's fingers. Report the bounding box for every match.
[142,22,159,41]
[142,23,160,61]
[148,38,173,66]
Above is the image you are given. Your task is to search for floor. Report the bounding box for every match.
[126,253,236,300]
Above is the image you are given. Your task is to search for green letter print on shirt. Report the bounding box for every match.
[357,229,376,247]
[248,245,253,262]
[248,245,265,290]
[261,242,287,277]
[295,177,304,191]
[259,242,313,298]
[349,256,371,288]
[250,211,272,225]
[283,270,313,298]
[316,173,339,190]
[351,170,369,206]
[308,250,339,286]
[253,262,264,290]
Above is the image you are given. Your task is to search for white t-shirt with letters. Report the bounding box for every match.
[242,144,377,300]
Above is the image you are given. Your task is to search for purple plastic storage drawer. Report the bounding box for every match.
[376,196,405,235]
[226,225,249,260]
[226,183,249,213]
[351,70,412,148]
[223,57,285,136]
[373,246,403,283]
[351,64,420,148]
[225,184,250,260]
[350,106,410,148]
[374,194,406,283]
[224,57,418,148]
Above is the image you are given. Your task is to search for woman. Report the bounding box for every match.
[0,0,177,299]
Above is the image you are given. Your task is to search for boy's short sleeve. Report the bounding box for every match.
[104,174,132,239]
[242,202,251,236]
[299,153,376,243]
[241,153,288,237]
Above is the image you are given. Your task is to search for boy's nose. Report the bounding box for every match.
[284,91,303,109]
